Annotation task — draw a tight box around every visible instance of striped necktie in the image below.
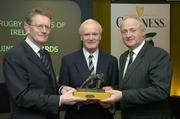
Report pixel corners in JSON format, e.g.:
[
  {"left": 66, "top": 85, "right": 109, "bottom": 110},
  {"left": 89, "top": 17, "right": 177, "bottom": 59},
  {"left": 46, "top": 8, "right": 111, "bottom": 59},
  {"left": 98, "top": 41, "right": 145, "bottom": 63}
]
[
  {"left": 88, "top": 55, "right": 95, "bottom": 74},
  {"left": 39, "top": 49, "right": 51, "bottom": 74}
]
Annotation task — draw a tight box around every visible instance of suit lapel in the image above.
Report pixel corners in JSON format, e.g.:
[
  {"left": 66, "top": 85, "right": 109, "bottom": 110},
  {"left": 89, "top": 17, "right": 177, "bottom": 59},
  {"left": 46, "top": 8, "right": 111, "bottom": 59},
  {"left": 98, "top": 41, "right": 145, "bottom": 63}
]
[
  {"left": 24, "top": 44, "right": 48, "bottom": 75},
  {"left": 96, "top": 52, "right": 109, "bottom": 74},
  {"left": 122, "top": 43, "right": 148, "bottom": 85},
  {"left": 119, "top": 51, "right": 128, "bottom": 89},
  {"left": 75, "top": 50, "right": 90, "bottom": 83},
  {"left": 22, "top": 41, "right": 57, "bottom": 92},
  {"left": 44, "top": 50, "right": 57, "bottom": 93},
  {"left": 123, "top": 55, "right": 142, "bottom": 81},
  {"left": 96, "top": 52, "right": 103, "bottom": 74}
]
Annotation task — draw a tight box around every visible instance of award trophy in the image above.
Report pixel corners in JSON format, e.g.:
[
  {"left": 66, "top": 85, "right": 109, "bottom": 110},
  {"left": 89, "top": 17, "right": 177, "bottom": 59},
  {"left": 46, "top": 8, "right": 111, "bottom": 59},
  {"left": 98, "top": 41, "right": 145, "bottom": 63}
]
[{"left": 73, "top": 73, "right": 110, "bottom": 100}]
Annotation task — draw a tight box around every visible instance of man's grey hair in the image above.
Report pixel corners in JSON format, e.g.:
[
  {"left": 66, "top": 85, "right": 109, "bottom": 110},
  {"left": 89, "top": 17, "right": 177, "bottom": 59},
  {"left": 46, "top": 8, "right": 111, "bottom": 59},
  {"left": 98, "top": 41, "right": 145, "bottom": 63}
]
[
  {"left": 79, "top": 19, "right": 103, "bottom": 35},
  {"left": 119, "top": 16, "right": 146, "bottom": 32}
]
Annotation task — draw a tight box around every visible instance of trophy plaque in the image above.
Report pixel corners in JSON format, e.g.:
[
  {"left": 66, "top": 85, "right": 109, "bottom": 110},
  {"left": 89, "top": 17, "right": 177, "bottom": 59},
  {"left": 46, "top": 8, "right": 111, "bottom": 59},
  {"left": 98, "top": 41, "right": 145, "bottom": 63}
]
[{"left": 73, "top": 73, "right": 110, "bottom": 100}]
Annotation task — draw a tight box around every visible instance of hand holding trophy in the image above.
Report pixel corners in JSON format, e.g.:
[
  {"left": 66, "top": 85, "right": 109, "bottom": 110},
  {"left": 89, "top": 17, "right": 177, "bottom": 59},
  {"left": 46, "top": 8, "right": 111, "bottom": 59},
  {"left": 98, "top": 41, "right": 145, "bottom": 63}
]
[{"left": 73, "top": 73, "right": 111, "bottom": 100}]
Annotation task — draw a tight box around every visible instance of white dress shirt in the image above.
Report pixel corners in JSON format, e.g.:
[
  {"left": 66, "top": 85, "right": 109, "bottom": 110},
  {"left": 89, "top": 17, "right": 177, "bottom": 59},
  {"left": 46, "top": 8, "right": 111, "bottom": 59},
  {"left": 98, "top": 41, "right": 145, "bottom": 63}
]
[{"left": 123, "top": 41, "right": 145, "bottom": 77}]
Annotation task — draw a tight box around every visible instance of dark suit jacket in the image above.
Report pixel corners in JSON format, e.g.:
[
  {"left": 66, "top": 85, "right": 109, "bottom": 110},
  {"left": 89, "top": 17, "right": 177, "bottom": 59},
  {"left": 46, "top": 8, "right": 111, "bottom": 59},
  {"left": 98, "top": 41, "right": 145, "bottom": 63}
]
[
  {"left": 59, "top": 49, "right": 118, "bottom": 119},
  {"left": 119, "top": 42, "right": 173, "bottom": 119},
  {"left": 3, "top": 40, "right": 59, "bottom": 119}
]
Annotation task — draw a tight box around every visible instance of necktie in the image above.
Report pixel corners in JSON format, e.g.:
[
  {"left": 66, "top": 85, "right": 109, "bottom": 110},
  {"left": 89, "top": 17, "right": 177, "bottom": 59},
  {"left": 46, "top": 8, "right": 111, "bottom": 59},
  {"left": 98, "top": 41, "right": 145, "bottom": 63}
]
[
  {"left": 127, "top": 50, "right": 134, "bottom": 67},
  {"left": 39, "top": 49, "right": 51, "bottom": 74},
  {"left": 88, "top": 55, "right": 95, "bottom": 74}
]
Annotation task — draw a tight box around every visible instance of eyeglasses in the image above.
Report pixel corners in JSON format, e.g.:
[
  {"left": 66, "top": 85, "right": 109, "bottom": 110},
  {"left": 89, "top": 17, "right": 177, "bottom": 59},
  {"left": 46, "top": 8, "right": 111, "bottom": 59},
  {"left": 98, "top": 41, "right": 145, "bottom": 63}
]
[{"left": 29, "top": 24, "right": 51, "bottom": 30}]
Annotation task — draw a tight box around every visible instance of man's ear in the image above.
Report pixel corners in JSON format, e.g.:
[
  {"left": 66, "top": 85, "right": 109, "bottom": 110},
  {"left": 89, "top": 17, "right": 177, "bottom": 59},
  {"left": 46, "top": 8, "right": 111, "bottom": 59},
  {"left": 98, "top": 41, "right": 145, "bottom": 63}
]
[
  {"left": 24, "top": 23, "right": 30, "bottom": 34},
  {"left": 99, "top": 35, "right": 102, "bottom": 40},
  {"left": 80, "top": 35, "right": 83, "bottom": 41}
]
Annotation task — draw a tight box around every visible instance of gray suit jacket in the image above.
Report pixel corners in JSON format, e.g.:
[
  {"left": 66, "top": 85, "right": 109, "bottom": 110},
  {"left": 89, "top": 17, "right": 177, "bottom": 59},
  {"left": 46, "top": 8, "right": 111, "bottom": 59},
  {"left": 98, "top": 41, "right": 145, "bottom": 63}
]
[
  {"left": 119, "top": 42, "right": 173, "bottom": 119},
  {"left": 3, "top": 40, "right": 59, "bottom": 119}
]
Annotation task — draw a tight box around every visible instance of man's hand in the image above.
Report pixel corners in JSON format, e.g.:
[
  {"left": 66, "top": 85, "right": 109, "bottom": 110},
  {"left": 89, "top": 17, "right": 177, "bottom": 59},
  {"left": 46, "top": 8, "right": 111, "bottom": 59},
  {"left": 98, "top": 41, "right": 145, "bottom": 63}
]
[
  {"left": 100, "top": 89, "right": 122, "bottom": 105},
  {"left": 102, "top": 86, "right": 113, "bottom": 91},
  {"left": 60, "top": 86, "right": 74, "bottom": 94},
  {"left": 60, "top": 89, "right": 85, "bottom": 105}
]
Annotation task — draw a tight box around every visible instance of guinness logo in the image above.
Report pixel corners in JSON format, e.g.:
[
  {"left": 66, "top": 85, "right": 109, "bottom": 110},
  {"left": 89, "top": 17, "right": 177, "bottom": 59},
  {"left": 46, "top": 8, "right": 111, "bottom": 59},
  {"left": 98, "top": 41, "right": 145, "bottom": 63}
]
[{"left": 136, "top": 6, "right": 144, "bottom": 17}]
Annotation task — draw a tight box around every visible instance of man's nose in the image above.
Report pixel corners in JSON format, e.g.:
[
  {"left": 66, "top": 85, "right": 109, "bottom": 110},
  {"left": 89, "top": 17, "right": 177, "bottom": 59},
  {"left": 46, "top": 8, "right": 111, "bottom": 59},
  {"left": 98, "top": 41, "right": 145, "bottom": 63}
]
[{"left": 89, "top": 34, "right": 94, "bottom": 39}]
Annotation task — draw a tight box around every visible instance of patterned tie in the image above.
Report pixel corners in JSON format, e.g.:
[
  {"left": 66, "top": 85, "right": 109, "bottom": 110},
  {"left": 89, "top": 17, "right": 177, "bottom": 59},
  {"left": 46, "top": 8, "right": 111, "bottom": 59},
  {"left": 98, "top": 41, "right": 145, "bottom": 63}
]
[
  {"left": 39, "top": 49, "right": 51, "bottom": 74},
  {"left": 127, "top": 50, "right": 134, "bottom": 67},
  {"left": 88, "top": 55, "right": 95, "bottom": 74}
]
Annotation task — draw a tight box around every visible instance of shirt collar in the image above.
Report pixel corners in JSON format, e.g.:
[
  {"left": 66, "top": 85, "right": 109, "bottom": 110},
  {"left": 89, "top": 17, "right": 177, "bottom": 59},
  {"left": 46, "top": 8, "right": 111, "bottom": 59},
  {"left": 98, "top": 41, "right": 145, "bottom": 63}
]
[
  {"left": 25, "top": 37, "right": 41, "bottom": 54},
  {"left": 83, "top": 47, "right": 99, "bottom": 60},
  {"left": 131, "top": 40, "right": 145, "bottom": 55}
]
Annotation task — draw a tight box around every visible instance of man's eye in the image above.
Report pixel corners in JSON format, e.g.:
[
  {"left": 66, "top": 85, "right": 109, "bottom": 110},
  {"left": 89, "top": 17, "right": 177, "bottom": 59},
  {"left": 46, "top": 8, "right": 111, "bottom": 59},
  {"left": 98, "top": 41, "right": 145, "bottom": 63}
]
[
  {"left": 121, "top": 30, "right": 127, "bottom": 34},
  {"left": 84, "top": 34, "right": 90, "bottom": 36},
  {"left": 130, "top": 29, "right": 136, "bottom": 32}
]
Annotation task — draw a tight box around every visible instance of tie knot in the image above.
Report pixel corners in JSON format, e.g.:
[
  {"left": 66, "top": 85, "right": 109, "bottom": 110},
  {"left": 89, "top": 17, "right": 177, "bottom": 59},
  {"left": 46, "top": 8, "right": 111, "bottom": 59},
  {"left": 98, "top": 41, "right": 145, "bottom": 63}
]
[
  {"left": 39, "top": 49, "right": 46, "bottom": 57},
  {"left": 39, "top": 49, "right": 44, "bottom": 54},
  {"left": 89, "top": 55, "right": 93, "bottom": 59},
  {"left": 129, "top": 50, "right": 134, "bottom": 57}
]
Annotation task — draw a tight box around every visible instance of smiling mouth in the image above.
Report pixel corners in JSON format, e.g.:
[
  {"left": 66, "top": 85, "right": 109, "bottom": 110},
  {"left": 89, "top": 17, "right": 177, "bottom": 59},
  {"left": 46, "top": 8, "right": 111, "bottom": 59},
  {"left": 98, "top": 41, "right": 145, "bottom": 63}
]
[
  {"left": 39, "top": 34, "right": 48, "bottom": 37},
  {"left": 88, "top": 42, "right": 95, "bottom": 44},
  {"left": 127, "top": 38, "right": 133, "bottom": 41}
]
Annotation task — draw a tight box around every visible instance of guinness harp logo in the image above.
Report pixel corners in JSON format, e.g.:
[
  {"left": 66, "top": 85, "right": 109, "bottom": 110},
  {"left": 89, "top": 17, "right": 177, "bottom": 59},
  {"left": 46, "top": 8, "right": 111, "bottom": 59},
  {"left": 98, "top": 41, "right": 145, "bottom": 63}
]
[{"left": 136, "top": 6, "right": 144, "bottom": 17}]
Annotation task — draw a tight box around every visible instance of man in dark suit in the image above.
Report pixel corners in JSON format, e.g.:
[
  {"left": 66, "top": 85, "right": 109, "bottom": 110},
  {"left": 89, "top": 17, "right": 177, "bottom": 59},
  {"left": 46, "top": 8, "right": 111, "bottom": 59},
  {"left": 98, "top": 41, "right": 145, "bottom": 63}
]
[
  {"left": 58, "top": 19, "right": 118, "bottom": 119},
  {"left": 3, "top": 8, "right": 84, "bottom": 119},
  {"left": 101, "top": 17, "right": 173, "bottom": 119}
]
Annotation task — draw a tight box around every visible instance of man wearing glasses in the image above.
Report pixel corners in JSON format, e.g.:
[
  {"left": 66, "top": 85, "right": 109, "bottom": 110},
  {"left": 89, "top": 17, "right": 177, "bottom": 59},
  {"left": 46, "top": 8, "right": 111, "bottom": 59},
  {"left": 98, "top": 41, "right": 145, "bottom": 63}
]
[{"left": 3, "top": 8, "right": 84, "bottom": 119}]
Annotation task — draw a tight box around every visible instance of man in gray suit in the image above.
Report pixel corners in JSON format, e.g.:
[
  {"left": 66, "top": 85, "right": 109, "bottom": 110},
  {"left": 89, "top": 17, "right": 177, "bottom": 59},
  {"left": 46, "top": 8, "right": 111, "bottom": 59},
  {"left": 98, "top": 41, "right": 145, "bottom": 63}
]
[
  {"left": 101, "top": 17, "right": 173, "bottom": 119},
  {"left": 3, "top": 8, "right": 84, "bottom": 119}
]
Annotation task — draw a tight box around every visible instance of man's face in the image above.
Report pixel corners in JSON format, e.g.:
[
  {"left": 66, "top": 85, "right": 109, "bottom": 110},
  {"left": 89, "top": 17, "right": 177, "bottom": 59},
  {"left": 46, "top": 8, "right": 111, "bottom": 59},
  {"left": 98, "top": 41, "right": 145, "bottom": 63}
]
[
  {"left": 120, "top": 18, "right": 144, "bottom": 49},
  {"left": 24, "top": 14, "right": 51, "bottom": 47},
  {"left": 80, "top": 22, "right": 101, "bottom": 53}
]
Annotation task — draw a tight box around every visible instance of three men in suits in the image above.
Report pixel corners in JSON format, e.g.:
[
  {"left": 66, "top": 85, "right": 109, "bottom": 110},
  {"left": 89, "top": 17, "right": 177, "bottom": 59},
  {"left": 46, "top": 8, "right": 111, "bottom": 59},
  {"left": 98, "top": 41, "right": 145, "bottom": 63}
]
[
  {"left": 59, "top": 19, "right": 118, "bottom": 119},
  {"left": 3, "top": 8, "right": 84, "bottom": 119},
  {"left": 101, "top": 17, "right": 173, "bottom": 119}
]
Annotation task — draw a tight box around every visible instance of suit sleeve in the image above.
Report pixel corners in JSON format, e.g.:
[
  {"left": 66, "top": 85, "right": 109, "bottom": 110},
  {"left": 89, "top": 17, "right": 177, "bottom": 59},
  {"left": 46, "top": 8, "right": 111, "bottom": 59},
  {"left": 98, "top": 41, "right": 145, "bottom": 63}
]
[
  {"left": 3, "top": 53, "right": 60, "bottom": 114},
  {"left": 58, "top": 57, "right": 70, "bottom": 86}
]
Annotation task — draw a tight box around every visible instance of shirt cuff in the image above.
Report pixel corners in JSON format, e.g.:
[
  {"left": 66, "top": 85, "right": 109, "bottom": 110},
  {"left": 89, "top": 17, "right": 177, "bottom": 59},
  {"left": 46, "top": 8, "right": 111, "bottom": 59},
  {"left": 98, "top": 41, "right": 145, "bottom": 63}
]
[
  {"left": 59, "top": 96, "right": 61, "bottom": 107},
  {"left": 59, "top": 86, "right": 64, "bottom": 95}
]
